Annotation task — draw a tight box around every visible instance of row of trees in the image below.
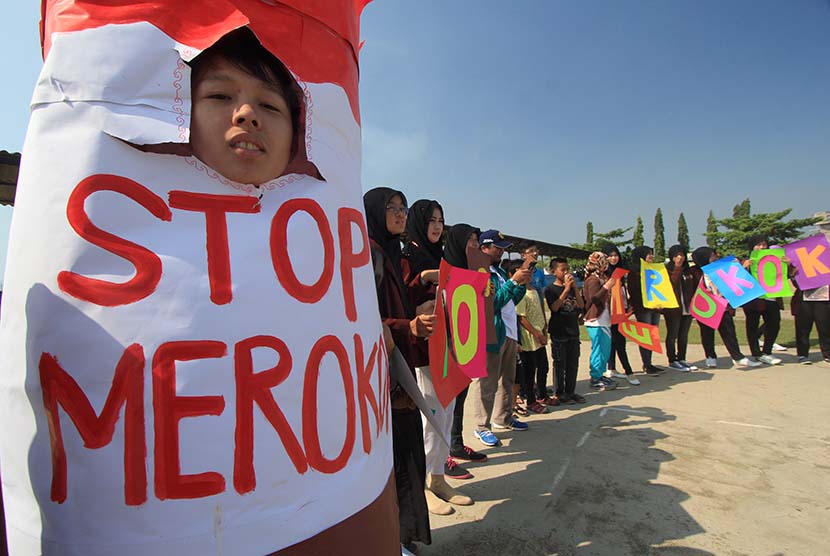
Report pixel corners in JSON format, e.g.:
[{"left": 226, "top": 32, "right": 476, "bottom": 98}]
[{"left": 575, "top": 199, "right": 819, "bottom": 259}]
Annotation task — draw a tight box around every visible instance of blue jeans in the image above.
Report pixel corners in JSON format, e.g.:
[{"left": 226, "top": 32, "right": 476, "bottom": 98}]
[{"left": 587, "top": 326, "right": 612, "bottom": 380}]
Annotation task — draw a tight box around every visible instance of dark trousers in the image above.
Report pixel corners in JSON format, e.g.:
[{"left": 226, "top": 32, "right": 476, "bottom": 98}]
[
  {"left": 699, "top": 311, "right": 745, "bottom": 361},
  {"left": 392, "top": 408, "right": 430, "bottom": 546},
  {"left": 743, "top": 300, "right": 781, "bottom": 357},
  {"left": 634, "top": 309, "right": 660, "bottom": 367},
  {"left": 795, "top": 300, "right": 830, "bottom": 359},
  {"left": 664, "top": 311, "right": 693, "bottom": 363},
  {"left": 551, "top": 337, "right": 580, "bottom": 396},
  {"left": 519, "top": 346, "right": 550, "bottom": 401},
  {"left": 450, "top": 386, "right": 469, "bottom": 453},
  {"left": 608, "top": 324, "right": 633, "bottom": 374}
]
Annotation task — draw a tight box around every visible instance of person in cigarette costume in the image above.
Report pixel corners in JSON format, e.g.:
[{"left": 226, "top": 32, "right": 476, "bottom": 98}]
[{"left": 0, "top": 1, "right": 399, "bottom": 555}]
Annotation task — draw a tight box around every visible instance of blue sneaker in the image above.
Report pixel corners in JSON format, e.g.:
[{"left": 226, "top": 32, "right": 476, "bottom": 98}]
[
  {"left": 474, "top": 428, "right": 499, "bottom": 446},
  {"left": 493, "top": 418, "right": 529, "bottom": 431}
]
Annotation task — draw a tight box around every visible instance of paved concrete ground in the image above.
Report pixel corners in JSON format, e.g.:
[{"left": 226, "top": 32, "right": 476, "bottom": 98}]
[{"left": 421, "top": 342, "right": 830, "bottom": 556}]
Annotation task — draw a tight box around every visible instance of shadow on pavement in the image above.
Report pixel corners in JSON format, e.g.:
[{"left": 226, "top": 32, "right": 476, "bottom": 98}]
[{"left": 423, "top": 407, "right": 714, "bottom": 556}]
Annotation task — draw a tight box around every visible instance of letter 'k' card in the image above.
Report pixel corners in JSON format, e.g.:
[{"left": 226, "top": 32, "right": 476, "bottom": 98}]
[
  {"left": 785, "top": 234, "right": 830, "bottom": 290},
  {"left": 701, "top": 256, "right": 764, "bottom": 308}
]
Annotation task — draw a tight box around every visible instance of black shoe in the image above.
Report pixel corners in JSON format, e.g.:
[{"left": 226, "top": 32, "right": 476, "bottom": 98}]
[
  {"left": 569, "top": 393, "right": 586, "bottom": 404},
  {"left": 445, "top": 457, "right": 473, "bottom": 479},
  {"left": 449, "top": 445, "right": 488, "bottom": 462},
  {"left": 644, "top": 364, "right": 663, "bottom": 375}
]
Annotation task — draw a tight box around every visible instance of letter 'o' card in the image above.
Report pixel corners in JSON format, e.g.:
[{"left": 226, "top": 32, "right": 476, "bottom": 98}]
[
  {"left": 690, "top": 278, "right": 728, "bottom": 329},
  {"left": 429, "top": 260, "right": 490, "bottom": 408},
  {"left": 784, "top": 234, "right": 830, "bottom": 291},
  {"left": 750, "top": 248, "right": 793, "bottom": 299},
  {"left": 610, "top": 268, "right": 629, "bottom": 325},
  {"left": 701, "top": 256, "right": 764, "bottom": 308},
  {"left": 466, "top": 247, "right": 498, "bottom": 344},
  {"left": 618, "top": 318, "right": 663, "bottom": 354}
]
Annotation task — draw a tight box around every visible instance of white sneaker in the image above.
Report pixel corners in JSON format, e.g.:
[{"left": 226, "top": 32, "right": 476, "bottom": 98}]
[
  {"left": 759, "top": 354, "right": 782, "bottom": 365},
  {"left": 705, "top": 358, "right": 718, "bottom": 368},
  {"left": 772, "top": 343, "right": 788, "bottom": 352},
  {"left": 736, "top": 356, "right": 762, "bottom": 368},
  {"left": 679, "top": 360, "right": 699, "bottom": 371},
  {"left": 603, "top": 370, "right": 616, "bottom": 379},
  {"left": 626, "top": 375, "right": 641, "bottom": 385}
]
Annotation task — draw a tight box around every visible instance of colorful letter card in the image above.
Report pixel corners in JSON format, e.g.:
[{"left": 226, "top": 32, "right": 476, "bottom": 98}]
[
  {"left": 618, "top": 318, "right": 663, "bottom": 354},
  {"left": 610, "top": 267, "right": 630, "bottom": 325},
  {"left": 690, "top": 278, "right": 729, "bottom": 329},
  {"left": 429, "top": 259, "right": 490, "bottom": 408},
  {"left": 701, "top": 256, "right": 764, "bottom": 308},
  {"left": 640, "top": 260, "right": 678, "bottom": 309},
  {"left": 784, "top": 234, "right": 830, "bottom": 290},
  {"left": 750, "top": 248, "right": 793, "bottom": 298},
  {"left": 466, "top": 248, "right": 498, "bottom": 344}
]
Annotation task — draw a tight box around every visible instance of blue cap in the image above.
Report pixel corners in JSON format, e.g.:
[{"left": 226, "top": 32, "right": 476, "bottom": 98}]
[{"left": 480, "top": 229, "right": 512, "bottom": 249}]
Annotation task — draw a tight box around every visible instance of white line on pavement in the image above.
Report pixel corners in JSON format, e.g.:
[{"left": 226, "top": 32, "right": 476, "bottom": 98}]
[
  {"left": 576, "top": 431, "right": 591, "bottom": 448},
  {"left": 550, "top": 459, "right": 571, "bottom": 492},
  {"left": 606, "top": 407, "right": 648, "bottom": 415},
  {"left": 716, "top": 420, "right": 779, "bottom": 430}
]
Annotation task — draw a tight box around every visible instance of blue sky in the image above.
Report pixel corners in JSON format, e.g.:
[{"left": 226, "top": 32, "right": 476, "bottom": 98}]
[{"left": 2, "top": 1, "right": 830, "bottom": 282}]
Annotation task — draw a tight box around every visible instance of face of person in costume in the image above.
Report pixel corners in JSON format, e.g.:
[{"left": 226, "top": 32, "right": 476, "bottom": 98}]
[
  {"left": 427, "top": 207, "right": 444, "bottom": 244},
  {"left": 190, "top": 57, "right": 294, "bottom": 185},
  {"left": 608, "top": 251, "right": 620, "bottom": 266},
  {"left": 672, "top": 252, "right": 685, "bottom": 266},
  {"left": 385, "top": 194, "right": 407, "bottom": 235}
]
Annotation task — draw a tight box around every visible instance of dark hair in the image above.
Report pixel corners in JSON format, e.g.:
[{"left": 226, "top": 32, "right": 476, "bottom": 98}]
[
  {"left": 189, "top": 27, "right": 302, "bottom": 142},
  {"left": 549, "top": 257, "right": 568, "bottom": 270}
]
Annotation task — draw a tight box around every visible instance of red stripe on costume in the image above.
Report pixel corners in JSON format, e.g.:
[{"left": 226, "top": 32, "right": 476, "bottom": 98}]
[{"left": 40, "top": 0, "right": 370, "bottom": 123}]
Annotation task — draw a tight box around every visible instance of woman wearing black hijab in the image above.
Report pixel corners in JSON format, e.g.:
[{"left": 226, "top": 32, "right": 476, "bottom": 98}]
[
  {"left": 628, "top": 245, "right": 663, "bottom": 374},
  {"left": 741, "top": 234, "right": 783, "bottom": 365},
  {"left": 402, "top": 202, "right": 475, "bottom": 515},
  {"left": 441, "top": 225, "right": 490, "bottom": 468},
  {"left": 690, "top": 246, "right": 759, "bottom": 369},
  {"left": 600, "top": 244, "right": 639, "bottom": 384},
  {"left": 363, "top": 187, "right": 433, "bottom": 553},
  {"left": 664, "top": 245, "right": 697, "bottom": 371},
  {"left": 402, "top": 199, "right": 445, "bottom": 283}
]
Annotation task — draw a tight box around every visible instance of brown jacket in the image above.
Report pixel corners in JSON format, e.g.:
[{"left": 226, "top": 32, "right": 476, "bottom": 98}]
[{"left": 582, "top": 275, "right": 610, "bottom": 322}]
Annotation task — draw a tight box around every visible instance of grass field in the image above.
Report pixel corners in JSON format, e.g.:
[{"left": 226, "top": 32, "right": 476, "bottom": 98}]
[{"left": 574, "top": 315, "right": 821, "bottom": 349}]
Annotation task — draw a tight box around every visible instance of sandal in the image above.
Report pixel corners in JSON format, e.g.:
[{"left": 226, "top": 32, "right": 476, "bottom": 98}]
[
  {"left": 527, "top": 401, "right": 547, "bottom": 414},
  {"left": 514, "top": 404, "right": 529, "bottom": 416}
]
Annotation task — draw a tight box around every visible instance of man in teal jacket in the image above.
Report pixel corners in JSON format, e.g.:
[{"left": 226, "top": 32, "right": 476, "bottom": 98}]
[{"left": 469, "top": 230, "right": 533, "bottom": 446}]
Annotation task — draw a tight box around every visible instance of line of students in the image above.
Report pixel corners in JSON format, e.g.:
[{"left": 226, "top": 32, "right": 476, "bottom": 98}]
[{"left": 362, "top": 186, "right": 829, "bottom": 555}]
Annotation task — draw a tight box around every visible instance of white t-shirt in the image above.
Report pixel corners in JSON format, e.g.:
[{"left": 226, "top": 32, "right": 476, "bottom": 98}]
[{"left": 491, "top": 266, "right": 519, "bottom": 341}]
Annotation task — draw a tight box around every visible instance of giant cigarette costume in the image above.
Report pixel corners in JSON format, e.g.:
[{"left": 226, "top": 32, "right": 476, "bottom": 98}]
[{"left": 0, "top": 1, "right": 399, "bottom": 554}]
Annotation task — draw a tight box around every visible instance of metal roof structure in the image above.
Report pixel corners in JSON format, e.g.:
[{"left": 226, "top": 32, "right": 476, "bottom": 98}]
[
  {"left": 500, "top": 234, "right": 590, "bottom": 260},
  {"left": 0, "top": 151, "right": 20, "bottom": 206}
]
